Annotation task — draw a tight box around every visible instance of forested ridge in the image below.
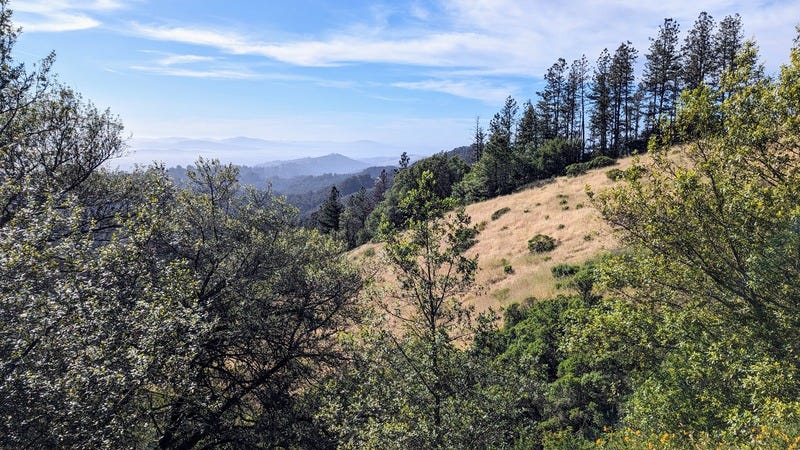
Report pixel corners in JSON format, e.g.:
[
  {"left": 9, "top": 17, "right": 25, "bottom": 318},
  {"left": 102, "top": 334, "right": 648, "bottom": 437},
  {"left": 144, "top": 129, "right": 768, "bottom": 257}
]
[{"left": 3, "top": 0, "right": 800, "bottom": 447}]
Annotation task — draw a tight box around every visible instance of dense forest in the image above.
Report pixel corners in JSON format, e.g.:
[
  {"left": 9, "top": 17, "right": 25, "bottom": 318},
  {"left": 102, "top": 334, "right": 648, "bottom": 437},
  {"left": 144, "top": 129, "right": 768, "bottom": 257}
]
[{"left": 3, "top": 0, "right": 800, "bottom": 447}]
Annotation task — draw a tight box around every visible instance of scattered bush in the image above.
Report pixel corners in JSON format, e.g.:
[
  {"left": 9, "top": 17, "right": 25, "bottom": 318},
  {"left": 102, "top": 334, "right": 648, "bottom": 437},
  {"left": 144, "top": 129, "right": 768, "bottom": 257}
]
[
  {"left": 561, "top": 205, "right": 570, "bottom": 210},
  {"left": 606, "top": 168, "right": 624, "bottom": 180},
  {"left": 528, "top": 234, "right": 557, "bottom": 253},
  {"left": 491, "top": 207, "right": 511, "bottom": 220},
  {"left": 559, "top": 198, "right": 568, "bottom": 205},
  {"left": 557, "top": 224, "right": 565, "bottom": 230},
  {"left": 575, "top": 203, "right": 584, "bottom": 209},
  {"left": 551, "top": 263, "right": 580, "bottom": 278},
  {"left": 566, "top": 155, "right": 618, "bottom": 176}
]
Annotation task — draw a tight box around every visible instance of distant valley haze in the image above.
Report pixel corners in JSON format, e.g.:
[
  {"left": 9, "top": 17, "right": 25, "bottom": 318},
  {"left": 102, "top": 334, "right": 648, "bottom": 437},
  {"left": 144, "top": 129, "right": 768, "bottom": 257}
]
[{"left": 113, "top": 136, "right": 416, "bottom": 170}]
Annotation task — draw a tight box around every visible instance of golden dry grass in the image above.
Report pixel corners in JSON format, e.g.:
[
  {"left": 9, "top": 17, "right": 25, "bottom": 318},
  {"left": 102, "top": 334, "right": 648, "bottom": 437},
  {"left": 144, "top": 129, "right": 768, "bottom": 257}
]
[{"left": 350, "top": 155, "right": 638, "bottom": 314}]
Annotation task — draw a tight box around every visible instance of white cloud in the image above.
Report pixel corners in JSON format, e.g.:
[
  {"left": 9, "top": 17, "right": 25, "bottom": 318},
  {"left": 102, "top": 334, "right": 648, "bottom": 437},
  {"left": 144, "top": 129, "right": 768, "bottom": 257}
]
[
  {"left": 127, "top": 1, "right": 800, "bottom": 98},
  {"left": 14, "top": 0, "right": 127, "bottom": 32},
  {"left": 130, "top": 65, "right": 258, "bottom": 80},
  {"left": 394, "top": 79, "right": 515, "bottom": 104},
  {"left": 157, "top": 54, "right": 216, "bottom": 66}
]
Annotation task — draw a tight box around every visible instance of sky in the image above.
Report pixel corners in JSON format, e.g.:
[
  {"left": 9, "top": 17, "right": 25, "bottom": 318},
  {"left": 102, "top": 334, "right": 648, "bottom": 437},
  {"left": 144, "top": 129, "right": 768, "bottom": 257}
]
[{"left": 11, "top": 0, "right": 800, "bottom": 165}]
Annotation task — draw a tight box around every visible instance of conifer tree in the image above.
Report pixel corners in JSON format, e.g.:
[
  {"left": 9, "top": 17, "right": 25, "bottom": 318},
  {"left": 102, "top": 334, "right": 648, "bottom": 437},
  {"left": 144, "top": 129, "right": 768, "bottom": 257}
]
[
  {"left": 537, "top": 58, "right": 568, "bottom": 139},
  {"left": 317, "top": 185, "right": 343, "bottom": 233},
  {"left": 643, "top": 18, "right": 682, "bottom": 131},
  {"left": 682, "top": 12, "right": 717, "bottom": 90},
  {"left": 609, "top": 42, "right": 638, "bottom": 155},
  {"left": 472, "top": 116, "right": 485, "bottom": 162},
  {"left": 589, "top": 49, "right": 612, "bottom": 155}
]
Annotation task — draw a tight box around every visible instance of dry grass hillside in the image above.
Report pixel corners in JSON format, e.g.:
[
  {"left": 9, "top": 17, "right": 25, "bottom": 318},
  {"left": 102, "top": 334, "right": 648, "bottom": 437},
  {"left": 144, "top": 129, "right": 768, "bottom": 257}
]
[{"left": 352, "top": 156, "right": 637, "bottom": 313}]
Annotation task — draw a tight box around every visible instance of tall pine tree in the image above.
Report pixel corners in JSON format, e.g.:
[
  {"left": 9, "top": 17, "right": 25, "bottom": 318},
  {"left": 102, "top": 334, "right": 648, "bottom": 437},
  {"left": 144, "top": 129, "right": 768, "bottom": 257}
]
[
  {"left": 682, "top": 12, "right": 717, "bottom": 90},
  {"left": 643, "top": 18, "right": 682, "bottom": 132}
]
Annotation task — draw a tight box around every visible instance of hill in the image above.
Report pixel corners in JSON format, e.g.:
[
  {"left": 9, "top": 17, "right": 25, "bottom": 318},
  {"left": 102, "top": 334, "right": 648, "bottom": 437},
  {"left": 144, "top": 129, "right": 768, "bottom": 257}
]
[{"left": 353, "top": 155, "right": 637, "bottom": 312}]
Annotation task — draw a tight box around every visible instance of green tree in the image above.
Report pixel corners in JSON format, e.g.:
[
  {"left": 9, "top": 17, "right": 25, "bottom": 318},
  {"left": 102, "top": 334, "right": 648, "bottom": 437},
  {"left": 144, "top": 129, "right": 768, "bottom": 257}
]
[
  {"left": 472, "top": 115, "right": 485, "bottom": 162},
  {"left": 609, "top": 41, "right": 639, "bottom": 155},
  {"left": 589, "top": 49, "right": 612, "bottom": 155},
  {"left": 682, "top": 12, "right": 717, "bottom": 90},
  {"left": 340, "top": 186, "right": 373, "bottom": 248},
  {"left": 317, "top": 185, "right": 344, "bottom": 233},
  {"left": 591, "top": 35, "right": 800, "bottom": 434},
  {"left": 642, "top": 18, "right": 682, "bottom": 132},
  {"left": 152, "top": 159, "right": 363, "bottom": 449}
]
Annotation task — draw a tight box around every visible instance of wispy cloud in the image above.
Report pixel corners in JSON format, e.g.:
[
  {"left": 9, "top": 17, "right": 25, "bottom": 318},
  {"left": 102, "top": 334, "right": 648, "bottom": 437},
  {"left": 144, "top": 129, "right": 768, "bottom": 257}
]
[
  {"left": 14, "top": 0, "right": 127, "bottom": 32},
  {"left": 130, "top": 23, "right": 507, "bottom": 68},
  {"left": 394, "top": 79, "right": 515, "bottom": 104},
  {"left": 130, "top": 65, "right": 258, "bottom": 80}
]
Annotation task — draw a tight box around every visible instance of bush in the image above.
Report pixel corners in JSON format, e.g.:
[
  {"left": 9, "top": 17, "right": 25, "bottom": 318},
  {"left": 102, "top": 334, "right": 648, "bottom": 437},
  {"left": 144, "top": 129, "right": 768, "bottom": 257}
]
[
  {"left": 551, "top": 263, "right": 580, "bottom": 278},
  {"left": 528, "top": 234, "right": 557, "bottom": 253},
  {"left": 588, "top": 155, "right": 616, "bottom": 169},
  {"left": 565, "top": 163, "right": 587, "bottom": 177},
  {"left": 606, "top": 168, "right": 624, "bottom": 180},
  {"left": 491, "top": 207, "right": 511, "bottom": 221},
  {"left": 566, "top": 156, "right": 617, "bottom": 177}
]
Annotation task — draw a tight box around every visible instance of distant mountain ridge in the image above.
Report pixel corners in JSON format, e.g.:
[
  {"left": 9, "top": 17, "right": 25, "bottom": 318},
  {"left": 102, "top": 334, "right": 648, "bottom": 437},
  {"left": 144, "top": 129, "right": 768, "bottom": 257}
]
[
  {"left": 257, "top": 153, "right": 370, "bottom": 177},
  {"left": 118, "top": 136, "right": 409, "bottom": 169}
]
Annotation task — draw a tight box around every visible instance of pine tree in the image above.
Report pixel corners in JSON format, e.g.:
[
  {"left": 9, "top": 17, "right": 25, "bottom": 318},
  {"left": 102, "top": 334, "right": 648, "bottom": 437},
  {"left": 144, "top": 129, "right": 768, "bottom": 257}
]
[
  {"left": 537, "top": 58, "right": 568, "bottom": 139},
  {"left": 484, "top": 96, "right": 518, "bottom": 196},
  {"left": 714, "top": 14, "right": 744, "bottom": 99},
  {"left": 373, "top": 169, "right": 389, "bottom": 204},
  {"left": 589, "top": 49, "right": 612, "bottom": 155},
  {"left": 516, "top": 100, "right": 538, "bottom": 150},
  {"left": 609, "top": 42, "right": 638, "bottom": 156},
  {"left": 643, "top": 18, "right": 682, "bottom": 132},
  {"left": 472, "top": 116, "right": 485, "bottom": 163},
  {"left": 682, "top": 12, "right": 717, "bottom": 90},
  {"left": 317, "top": 186, "right": 343, "bottom": 233}
]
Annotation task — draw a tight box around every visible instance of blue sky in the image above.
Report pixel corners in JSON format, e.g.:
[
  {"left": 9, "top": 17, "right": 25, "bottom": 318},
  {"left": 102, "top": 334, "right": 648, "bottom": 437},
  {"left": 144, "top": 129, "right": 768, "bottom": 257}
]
[{"left": 11, "top": 0, "right": 800, "bottom": 164}]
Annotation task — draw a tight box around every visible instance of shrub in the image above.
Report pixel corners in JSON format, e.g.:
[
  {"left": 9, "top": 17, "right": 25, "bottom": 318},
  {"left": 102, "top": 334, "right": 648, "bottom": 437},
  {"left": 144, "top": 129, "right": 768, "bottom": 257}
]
[
  {"left": 363, "top": 247, "right": 376, "bottom": 257},
  {"left": 559, "top": 198, "right": 568, "bottom": 205},
  {"left": 566, "top": 156, "right": 617, "bottom": 177},
  {"left": 588, "top": 155, "right": 616, "bottom": 169},
  {"left": 565, "top": 163, "right": 587, "bottom": 177},
  {"left": 557, "top": 224, "right": 565, "bottom": 230},
  {"left": 491, "top": 207, "right": 511, "bottom": 221},
  {"left": 551, "top": 263, "right": 580, "bottom": 278},
  {"left": 528, "top": 234, "right": 557, "bottom": 253},
  {"left": 606, "top": 168, "right": 624, "bottom": 180},
  {"left": 504, "top": 264, "right": 514, "bottom": 274}
]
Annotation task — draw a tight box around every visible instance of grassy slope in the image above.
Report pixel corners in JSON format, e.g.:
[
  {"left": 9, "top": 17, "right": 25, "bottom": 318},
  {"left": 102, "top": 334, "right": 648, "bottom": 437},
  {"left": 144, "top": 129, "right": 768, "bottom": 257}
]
[{"left": 352, "top": 156, "right": 636, "bottom": 313}]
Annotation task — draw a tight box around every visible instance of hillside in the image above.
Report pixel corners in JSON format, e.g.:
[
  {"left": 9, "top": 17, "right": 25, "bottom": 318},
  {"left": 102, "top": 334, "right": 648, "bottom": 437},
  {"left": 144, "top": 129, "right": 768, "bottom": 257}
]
[{"left": 354, "top": 155, "right": 636, "bottom": 312}]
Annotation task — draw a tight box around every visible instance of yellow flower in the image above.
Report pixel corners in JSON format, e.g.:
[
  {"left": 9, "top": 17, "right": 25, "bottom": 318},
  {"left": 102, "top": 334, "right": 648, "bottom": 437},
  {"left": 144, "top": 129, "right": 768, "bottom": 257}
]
[{"left": 660, "top": 433, "right": 670, "bottom": 444}]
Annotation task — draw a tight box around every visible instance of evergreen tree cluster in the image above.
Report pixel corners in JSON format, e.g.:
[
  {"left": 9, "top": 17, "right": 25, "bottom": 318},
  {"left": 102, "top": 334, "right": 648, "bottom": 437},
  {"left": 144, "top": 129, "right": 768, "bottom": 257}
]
[{"left": 457, "top": 11, "right": 744, "bottom": 202}]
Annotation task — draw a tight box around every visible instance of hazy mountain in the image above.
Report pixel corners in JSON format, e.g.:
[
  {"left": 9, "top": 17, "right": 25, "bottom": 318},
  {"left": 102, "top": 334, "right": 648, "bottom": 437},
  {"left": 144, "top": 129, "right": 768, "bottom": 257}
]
[
  {"left": 112, "top": 136, "right": 409, "bottom": 169},
  {"left": 257, "top": 153, "right": 370, "bottom": 177}
]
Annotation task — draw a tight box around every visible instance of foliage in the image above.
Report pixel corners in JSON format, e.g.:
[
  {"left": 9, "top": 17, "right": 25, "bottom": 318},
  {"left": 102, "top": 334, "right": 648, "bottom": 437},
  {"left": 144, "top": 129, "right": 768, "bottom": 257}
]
[
  {"left": 492, "top": 206, "right": 512, "bottom": 220},
  {"left": 590, "top": 30, "right": 800, "bottom": 440},
  {"left": 367, "top": 152, "right": 469, "bottom": 236},
  {"left": 551, "top": 263, "right": 580, "bottom": 278},
  {"left": 565, "top": 155, "right": 617, "bottom": 176},
  {"left": 528, "top": 234, "right": 558, "bottom": 253}
]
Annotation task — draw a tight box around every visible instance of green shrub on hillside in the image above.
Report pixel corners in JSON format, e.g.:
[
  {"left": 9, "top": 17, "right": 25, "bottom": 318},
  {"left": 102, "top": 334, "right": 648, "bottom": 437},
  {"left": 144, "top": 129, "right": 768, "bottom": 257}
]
[{"left": 528, "top": 234, "right": 557, "bottom": 253}]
